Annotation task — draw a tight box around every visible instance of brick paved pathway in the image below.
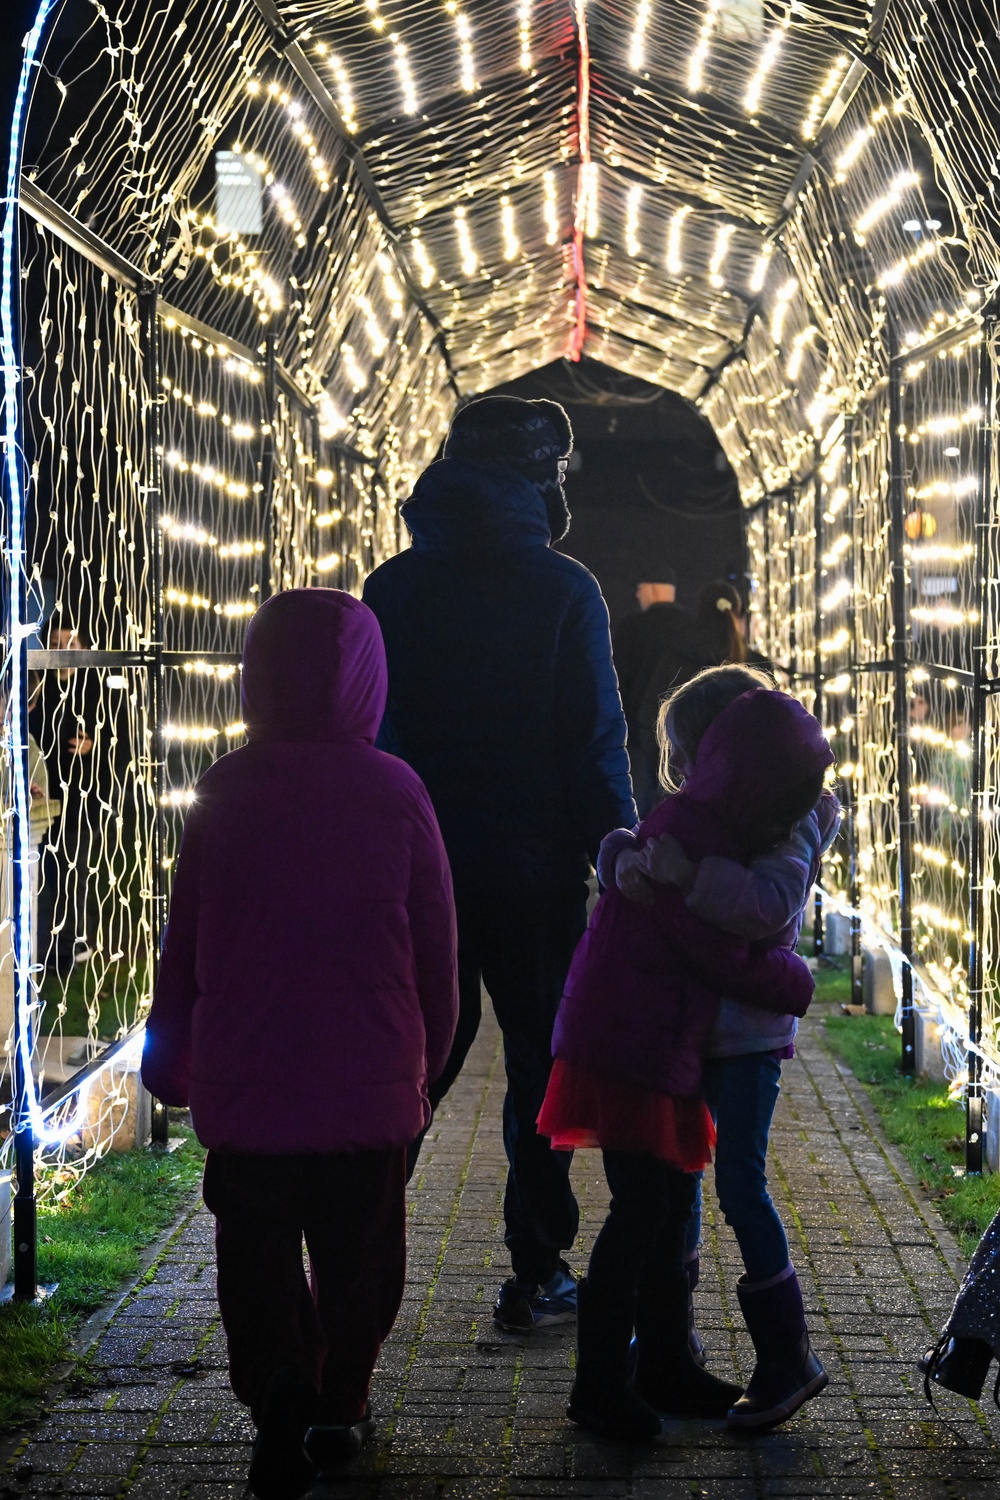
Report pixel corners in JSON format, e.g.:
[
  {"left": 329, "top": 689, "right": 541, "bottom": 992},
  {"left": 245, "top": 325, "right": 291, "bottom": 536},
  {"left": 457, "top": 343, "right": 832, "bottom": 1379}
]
[{"left": 5, "top": 1001, "right": 1000, "bottom": 1500}]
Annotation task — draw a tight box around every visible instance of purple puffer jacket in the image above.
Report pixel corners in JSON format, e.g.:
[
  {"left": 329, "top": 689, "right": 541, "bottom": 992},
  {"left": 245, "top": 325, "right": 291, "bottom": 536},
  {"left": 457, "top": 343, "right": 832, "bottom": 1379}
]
[
  {"left": 141, "top": 589, "right": 459, "bottom": 1154},
  {"left": 552, "top": 690, "right": 833, "bottom": 1097}
]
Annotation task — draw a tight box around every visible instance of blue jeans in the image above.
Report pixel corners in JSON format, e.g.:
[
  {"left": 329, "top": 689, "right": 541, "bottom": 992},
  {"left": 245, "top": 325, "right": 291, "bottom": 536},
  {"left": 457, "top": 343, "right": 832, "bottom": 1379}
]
[{"left": 698, "top": 1051, "right": 790, "bottom": 1283}]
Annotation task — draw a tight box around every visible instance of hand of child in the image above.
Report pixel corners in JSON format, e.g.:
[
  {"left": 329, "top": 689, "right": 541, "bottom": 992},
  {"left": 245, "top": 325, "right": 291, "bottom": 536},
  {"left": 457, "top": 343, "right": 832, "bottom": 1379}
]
[
  {"left": 638, "top": 832, "right": 696, "bottom": 892},
  {"left": 615, "top": 848, "right": 654, "bottom": 905}
]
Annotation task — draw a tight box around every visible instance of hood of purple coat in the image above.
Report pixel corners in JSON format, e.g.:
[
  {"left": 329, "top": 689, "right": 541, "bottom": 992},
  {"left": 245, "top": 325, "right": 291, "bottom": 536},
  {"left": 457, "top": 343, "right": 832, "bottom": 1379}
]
[
  {"left": 682, "top": 688, "right": 834, "bottom": 848},
  {"left": 241, "top": 588, "right": 387, "bottom": 744}
]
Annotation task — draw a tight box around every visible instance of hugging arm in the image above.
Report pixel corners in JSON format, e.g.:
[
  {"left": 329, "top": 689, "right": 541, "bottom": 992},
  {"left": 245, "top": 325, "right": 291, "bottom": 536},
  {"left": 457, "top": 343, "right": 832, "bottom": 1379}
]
[{"left": 648, "top": 885, "right": 814, "bottom": 1018}]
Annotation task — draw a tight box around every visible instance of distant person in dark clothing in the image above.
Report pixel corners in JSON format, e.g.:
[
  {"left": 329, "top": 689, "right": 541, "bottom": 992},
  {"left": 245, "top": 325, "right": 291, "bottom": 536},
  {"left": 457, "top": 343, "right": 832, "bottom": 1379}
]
[
  {"left": 697, "top": 580, "right": 772, "bottom": 675},
  {"left": 613, "top": 572, "right": 713, "bottom": 817},
  {"left": 362, "top": 395, "right": 635, "bottom": 1335}
]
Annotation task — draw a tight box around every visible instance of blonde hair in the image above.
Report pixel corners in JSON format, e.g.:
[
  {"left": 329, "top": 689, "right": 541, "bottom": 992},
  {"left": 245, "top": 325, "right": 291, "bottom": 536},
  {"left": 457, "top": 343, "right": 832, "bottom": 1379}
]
[{"left": 656, "top": 663, "right": 775, "bottom": 792}]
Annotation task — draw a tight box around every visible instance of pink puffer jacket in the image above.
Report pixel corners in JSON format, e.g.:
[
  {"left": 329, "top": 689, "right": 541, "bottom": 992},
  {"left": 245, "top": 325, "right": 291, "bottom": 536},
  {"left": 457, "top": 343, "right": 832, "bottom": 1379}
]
[{"left": 141, "top": 589, "right": 459, "bottom": 1154}]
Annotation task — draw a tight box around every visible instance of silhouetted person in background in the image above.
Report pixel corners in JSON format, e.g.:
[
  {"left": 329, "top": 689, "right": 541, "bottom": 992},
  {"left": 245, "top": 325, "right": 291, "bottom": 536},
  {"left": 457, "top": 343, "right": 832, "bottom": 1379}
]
[
  {"left": 697, "top": 580, "right": 772, "bottom": 675},
  {"left": 613, "top": 571, "right": 713, "bottom": 817}
]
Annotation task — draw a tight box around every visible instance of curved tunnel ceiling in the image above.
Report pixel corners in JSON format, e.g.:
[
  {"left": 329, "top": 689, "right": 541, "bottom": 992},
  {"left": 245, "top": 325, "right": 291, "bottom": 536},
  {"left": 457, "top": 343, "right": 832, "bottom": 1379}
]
[{"left": 12, "top": 0, "right": 1000, "bottom": 502}]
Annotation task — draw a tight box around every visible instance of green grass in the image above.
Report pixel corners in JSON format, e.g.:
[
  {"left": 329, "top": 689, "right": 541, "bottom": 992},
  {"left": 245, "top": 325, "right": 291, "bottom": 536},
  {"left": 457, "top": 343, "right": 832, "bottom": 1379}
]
[
  {"left": 0, "top": 1132, "right": 204, "bottom": 1434},
  {"left": 815, "top": 961, "right": 1000, "bottom": 1256}
]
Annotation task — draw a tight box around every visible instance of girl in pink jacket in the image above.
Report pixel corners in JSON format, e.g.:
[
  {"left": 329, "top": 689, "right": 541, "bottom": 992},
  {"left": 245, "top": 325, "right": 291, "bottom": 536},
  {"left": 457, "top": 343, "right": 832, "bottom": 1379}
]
[
  {"left": 142, "top": 590, "right": 458, "bottom": 1500},
  {"left": 538, "top": 670, "right": 831, "bottom": 1442}
]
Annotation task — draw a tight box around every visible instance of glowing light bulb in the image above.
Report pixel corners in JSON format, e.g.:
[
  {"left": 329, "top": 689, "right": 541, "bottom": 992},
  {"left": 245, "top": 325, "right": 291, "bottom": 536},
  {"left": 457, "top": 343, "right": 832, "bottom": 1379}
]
[{"left": 800, "top": 55, "right": 848, "bottom": 139}]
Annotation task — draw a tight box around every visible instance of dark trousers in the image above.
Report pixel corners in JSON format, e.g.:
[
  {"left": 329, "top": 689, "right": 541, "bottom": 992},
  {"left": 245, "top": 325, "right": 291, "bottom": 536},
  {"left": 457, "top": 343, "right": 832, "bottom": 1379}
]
[
  {"left": 417, "top": 889, "right": 587, "bottom": 1285},
  {"left": 203, "top": 1148, "right": 406, "bottom": 1425},
  {"left": 588, "top": 1150, "right": 698, "bottom": 1303}
]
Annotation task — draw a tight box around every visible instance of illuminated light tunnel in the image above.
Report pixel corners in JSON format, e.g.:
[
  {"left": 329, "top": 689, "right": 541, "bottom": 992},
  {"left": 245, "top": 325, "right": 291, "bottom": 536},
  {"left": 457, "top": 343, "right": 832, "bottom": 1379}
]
[{"left": 2, "top": 0, "right": 1000, "bottom": 1287}]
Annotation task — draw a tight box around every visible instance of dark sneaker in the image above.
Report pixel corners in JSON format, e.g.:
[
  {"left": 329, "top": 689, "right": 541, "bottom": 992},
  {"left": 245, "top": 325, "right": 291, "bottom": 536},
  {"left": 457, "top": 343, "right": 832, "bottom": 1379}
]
[
  {"left": 494, "top": 1264, "right": 578, "bottom": 1332},
  {"left": 493, "top": 1276, "right": 538, "bottom": 1332},
  {"left": 532, "top": 1263, "right": 579, "bottom": 1326}
]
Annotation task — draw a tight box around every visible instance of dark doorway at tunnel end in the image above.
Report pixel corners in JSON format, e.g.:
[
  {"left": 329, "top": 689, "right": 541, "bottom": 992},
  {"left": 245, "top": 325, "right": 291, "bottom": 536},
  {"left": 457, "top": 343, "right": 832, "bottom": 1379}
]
[{"left": 489, "top": 358, "right": 745, "bottom": 628}]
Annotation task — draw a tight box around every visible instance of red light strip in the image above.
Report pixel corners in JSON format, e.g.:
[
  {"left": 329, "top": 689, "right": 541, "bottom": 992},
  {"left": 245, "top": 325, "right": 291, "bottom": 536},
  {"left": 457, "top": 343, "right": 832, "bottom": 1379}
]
[{"left": 568, "top": 0, "right": 590, "bottom": 361}]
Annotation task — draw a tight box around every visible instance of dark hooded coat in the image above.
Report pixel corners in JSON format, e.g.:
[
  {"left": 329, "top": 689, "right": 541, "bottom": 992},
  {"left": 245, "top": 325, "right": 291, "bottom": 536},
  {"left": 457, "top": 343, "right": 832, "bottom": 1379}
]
[
  {"left": 552, "top": 689, "right": 833, "bottom": 1097},
  {"left": 361, "top": 458, "right": 636, "bottom": 896},
  {"left": 141, "top": 589, "right": 459, "bottom": 1153}
]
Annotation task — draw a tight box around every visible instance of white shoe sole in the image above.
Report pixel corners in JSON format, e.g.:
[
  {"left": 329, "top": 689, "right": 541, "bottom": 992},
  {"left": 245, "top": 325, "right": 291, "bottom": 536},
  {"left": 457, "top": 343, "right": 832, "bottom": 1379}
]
[{"left": 726, "top": 1368, "right": 829, "bottom": 1429}]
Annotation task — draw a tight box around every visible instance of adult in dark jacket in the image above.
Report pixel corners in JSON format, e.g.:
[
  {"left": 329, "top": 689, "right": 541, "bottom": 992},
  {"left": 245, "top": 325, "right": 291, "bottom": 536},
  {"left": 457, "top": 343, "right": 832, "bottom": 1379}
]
[
  {"left": 363, "top": 395, "right": 635, "bottom": 1333},
  {"left": 613, "top": 573, "right": 715, "bottom": 817}
]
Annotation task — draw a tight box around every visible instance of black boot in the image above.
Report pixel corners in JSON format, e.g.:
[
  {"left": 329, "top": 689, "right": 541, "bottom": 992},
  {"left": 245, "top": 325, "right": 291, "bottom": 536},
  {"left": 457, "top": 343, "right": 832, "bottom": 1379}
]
[
  {"left": 567, "top": 1278, "right": 663, "bottom": 1441},
  {"left": 632, "top": 1267, "right": 743, "bottom": 1418},
  {"left": 728, "top": 1266, "right": 828, "bottom": 1429},
  {"left": 919, "top": 1335, "right": 994, "bottom": 1400},
  {"left": 247, "top": 1367, "right": 320, "bottom": 1500},
  {"left": 301, "top": 1410, "right": 377, "bottom": 1496}
]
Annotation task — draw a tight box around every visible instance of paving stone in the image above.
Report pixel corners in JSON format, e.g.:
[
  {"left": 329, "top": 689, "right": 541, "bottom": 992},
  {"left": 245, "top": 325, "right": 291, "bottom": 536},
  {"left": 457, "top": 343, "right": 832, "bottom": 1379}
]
[{"left": 5, "top": 1006, "right": 1000, "bottom": 1500}]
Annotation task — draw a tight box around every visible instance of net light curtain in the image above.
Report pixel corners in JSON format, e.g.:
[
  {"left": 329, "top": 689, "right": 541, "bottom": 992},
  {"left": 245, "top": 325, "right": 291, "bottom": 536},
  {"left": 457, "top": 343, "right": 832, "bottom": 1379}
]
[{"left": 3, "top": 0, "right": 1000, "bottom": 1178}]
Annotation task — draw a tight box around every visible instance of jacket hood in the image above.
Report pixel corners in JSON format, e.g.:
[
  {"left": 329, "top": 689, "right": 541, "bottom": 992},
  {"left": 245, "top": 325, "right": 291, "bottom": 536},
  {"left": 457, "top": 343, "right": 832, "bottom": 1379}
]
[
  {"left": 401, "top": 456, "right": 552, "bottom": 554},
  {"left": 683, "top": 689, "right": 834, "bottom": 847},
  {"left": 241, "top": 588, "right": 386, "bottom": 744}
]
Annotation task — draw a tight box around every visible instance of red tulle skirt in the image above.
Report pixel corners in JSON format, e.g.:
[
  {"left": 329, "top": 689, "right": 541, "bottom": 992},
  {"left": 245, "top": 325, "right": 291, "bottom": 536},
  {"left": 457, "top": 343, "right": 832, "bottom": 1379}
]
[{"left": 537, "top": 1058, "right": 715, "bottom": 1172}]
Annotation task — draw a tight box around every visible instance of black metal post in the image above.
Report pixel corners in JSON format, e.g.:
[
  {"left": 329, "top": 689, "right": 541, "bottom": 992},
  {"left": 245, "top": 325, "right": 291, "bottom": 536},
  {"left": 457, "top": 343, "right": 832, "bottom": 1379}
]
[
  {"left": 965, "top": 316, "right": 996, "bottom": 1174},
  {"left": 787, "top": 487, "right": 798, "bottom": 683},
  {"left": 888, "top": 320, "right": 916, "bottom": 1074},
  {"left": 840, "top": 412, "right": 864, "bottom": 1005},
  {"left": 812, "top": 458, "right": 824, "bottom": 956},
  {"left": 258, "top": 330, "right": 278, "bottom": 601},
  {"left": 139, "top": 285, "right": 169, "bottom": 1148}
]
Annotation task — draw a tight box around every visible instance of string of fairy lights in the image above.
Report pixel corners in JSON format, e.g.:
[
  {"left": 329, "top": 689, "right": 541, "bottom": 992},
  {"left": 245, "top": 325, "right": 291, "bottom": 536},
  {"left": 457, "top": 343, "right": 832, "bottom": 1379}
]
[{"left": 4, "top": 0, "right": 1000, "bottom": 1185}]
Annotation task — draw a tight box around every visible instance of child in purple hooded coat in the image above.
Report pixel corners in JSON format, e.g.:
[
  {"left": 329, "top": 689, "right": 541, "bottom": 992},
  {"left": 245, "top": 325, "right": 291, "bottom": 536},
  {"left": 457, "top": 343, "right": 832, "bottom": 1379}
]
[
  {"left": 539, "top": 673, "right": 831, "bottom": 1442},
  {"left": 142, "top": 590, "right": 459, "bottom": 1500}
]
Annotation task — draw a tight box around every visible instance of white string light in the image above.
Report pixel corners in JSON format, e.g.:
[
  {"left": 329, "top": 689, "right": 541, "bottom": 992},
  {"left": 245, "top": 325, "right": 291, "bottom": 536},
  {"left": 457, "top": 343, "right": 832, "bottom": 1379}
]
[
  {"left": 800, "top": 55, "right": 849, "bottom": 139},
  {"left": 391, "top": 35, "right": 419, "bottom": 115},
  {"left": 500, "top": 196, "right": 520, "bottom": 261},
  {"left": 749, "top": 242, "right": 772, "bottom": 293},
  {"left": 625, "top": 184, "right": 643, "bottom": 258},
  {"left": 688, "top": 0, "right": 723, "bottom": 93},
  {"left": 315, "top": 46, "right": 358, "bottom": 133},
  {"left": 409, "top": 229, "right": 437, "bottom": 289},
  {"left": 542, "top": 171, "right": 559, "bottom": 247},
  {"left": 744, "top": 15, "right": 790, "bottom": 116},
  {"left": 708, "top": 223, "right": 734, "bottom": 288},
  {"left": 770, "top": 277, "right": 798, "bottom": 343},
  {"left": 455, "top": 204, "right": 479, "bottom": 276},
  {"left": 518, "top": 0, "right": 532, "bottom": 70},
  {"left": 665, "top": 204, "right": 691, "bottom": 276},
  {"left": 855, "top": 170, "right": 920, "bottom": 236},
  {"left": 630, "top": 0, "right": 652, "bottom": 69}
]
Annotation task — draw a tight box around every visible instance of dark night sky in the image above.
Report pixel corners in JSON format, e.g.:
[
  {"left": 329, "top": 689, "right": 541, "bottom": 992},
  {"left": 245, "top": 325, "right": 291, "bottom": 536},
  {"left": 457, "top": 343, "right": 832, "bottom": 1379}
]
[{"left": 1, "top": 0, "right": 42, "bottom": 187}]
